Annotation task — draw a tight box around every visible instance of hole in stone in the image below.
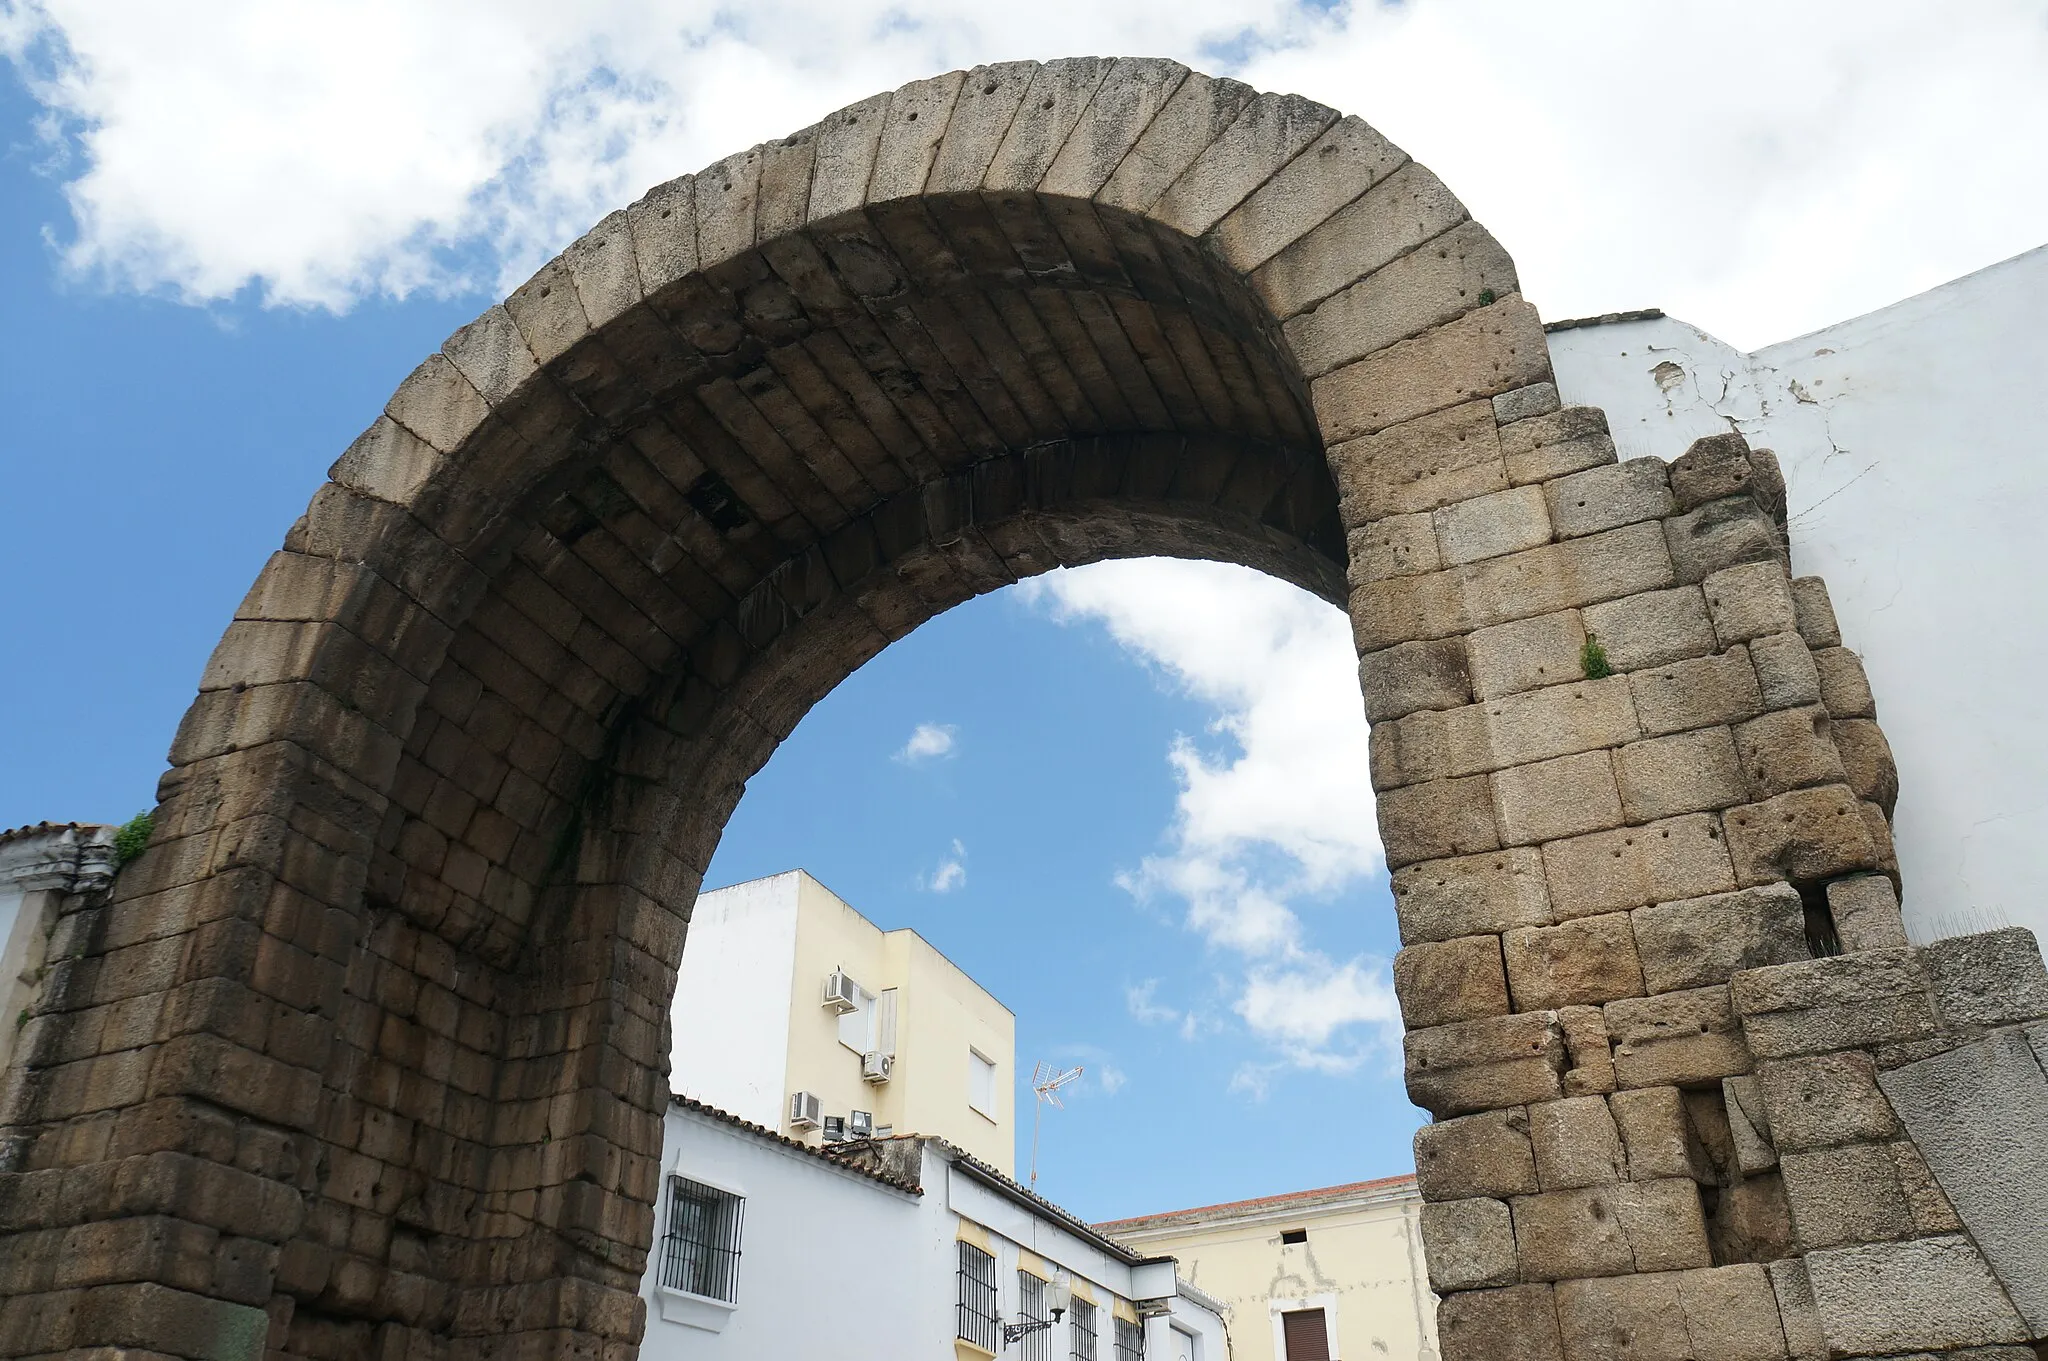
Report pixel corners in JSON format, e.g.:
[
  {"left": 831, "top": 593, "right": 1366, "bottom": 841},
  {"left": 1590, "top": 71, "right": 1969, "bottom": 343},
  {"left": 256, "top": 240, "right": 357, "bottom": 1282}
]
[{"left": 1796, "top": 880, "right": 1842, "bottom": 958}]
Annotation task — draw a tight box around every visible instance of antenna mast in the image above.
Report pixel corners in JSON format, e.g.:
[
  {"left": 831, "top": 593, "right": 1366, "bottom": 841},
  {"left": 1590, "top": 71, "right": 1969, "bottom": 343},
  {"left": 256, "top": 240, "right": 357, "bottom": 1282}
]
[{"left": 1028, "top": 1061, "right": 1084, "bottom": 1189}]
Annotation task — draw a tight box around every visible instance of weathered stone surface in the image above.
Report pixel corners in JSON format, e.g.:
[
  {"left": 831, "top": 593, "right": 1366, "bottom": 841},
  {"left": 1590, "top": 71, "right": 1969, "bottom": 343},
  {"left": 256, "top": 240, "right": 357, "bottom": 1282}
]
[
  {"left": 1803, "top": 1236, "right": 2029, "bottom": 1355},
  {"left": 1500, "top": 407, "right": 1618, "bottom": 485},
  {"left": 1766, "top": 1259, "right": 1826, "bottom": 1361},
  {"left": 1675, "top": 1264, "right": 1790, "bottom": 1361},
  {"left": 1285, "top": 219, "right": 1517, "bottom": 377},
  {"left": 1421, "top": 1197, "right": 1519, "bottom": 1291},
  {"left": 1546, "top": 459, "right": 1674, "bottom": 540},
  {"left": 1887, "top": 1139, "right": 1963, "bottom": 1235},
  {"left": 1379, "top": 774, "right": 1501, "bottom": 869},
  {"left": 1632, "top": 884, "right": 1807, "bottom": 994},
  {"left": 1787, "top": 577, "right": 1841, "bottom": 650},
  {"left": 1746, "top": 631, "right": 1821, "bottom": 711},
  {"left": 1582, "top": 586, "right": 1716, "bottom": 673},
  {"left": 1376, "top": 676, "right": 1640, "bottom": 789},
  {"left": 1359, "top": 636, "right": 1472, "bottom": 722},
  {"left": 1312, "top": 297, "right": 1551, "bottom": 443},
  {"left": 1823, "top": 874, "right": 1908, "bottom": 951},
  {"left": 1831, "top": 718, "right": 1898, "bottom": 817},
  {"left": 1614, "top": 726, "right": 1747, "bottom": 822},
  {"left": 1250, "top": 158, "right": 1467, "bottom": 319},
  {"left": 1415, "top": 1106, "right": 1540, "bottom": 1201},
  {"left": 1210, "top": 113, "right": 1405, "bottom": 272},
  {"left": 1495, "top": 382, "right": 1561, "bottom": 425},
  {"left": 1511, "top": 1185, "right": 1633, "bottom": 1281},
  {"left": 1610, "top": 1086, "right": 1711, "bottom": 1183},
  {"left": 1618, "top": 1179, "right": 1711, "bottom": 1272},
  {"left": 1918, "top": 927, "right": 2048, "bottom": 1030},
  {"left": 1703, "top": 561, "right": 1797, "bottom": 647},
  {"left": 1665, "top": 496, "right": 1785, "bottom": 585},
  {"left": 1879, "top": 1030, "right": 2048, "bottom": 1331},
  {"left": 1438, "top": 1284, "right": 1566, "bottom": 1361},
  {"left": 1541, "top": 813, "right": 1737, "bottom": 920},
  {"left": 1732, "top": 707, "right": 1846, "bottom": 800},
  {"left": 1495, "top": 751, "right": 1625, "bottom": 846},
  {"left": 1152, "top": 89, "right": 1339, "bottom": 235},
  {"left": 1506, "top": 914, "right": 1645, "bottom": 1011},
  {"left": 1329, "top": 399, "right": 1509, "bottom": 523},
  {"left": 1435, "top": 484, "right": 1553, "bottom": 566},
  {"left": 1347, "top": 513, "right": 1441, "bottom": 585},
  {"left": 1630, "top": 647, "right": 1763, "bottom": 738},
  {"left": 1468, "top": 610, "right": 1588, "bottom": 700},
  {"left": 1393, "top": 846, "right": 1554, "bottom": 944},
  {"left": 1555, "top": 1273, "right": 1690, "bottom": 1361},
  {"left": 1559, "top": 1005, "right": 1617, "bottom": 1096},
  {"left": 1407, "top": 1011, "right": 1568, "bottom": 1117},
  {"left": 1733, "top": 949, "right": 1938, "bottom": 1059},
  {"left": 1756, "top": 1052, "right": 1899, "bottom": 1152},
  {"left": 1395, "top": 934, "right": 1512, "bottom": 1028},
  {"left": 1529, "top": 1095, "right": 1625, "bottom": 1190},
  {"left": 1667, "top": 432, "right": 1758, "bottom": 511},
  {"left": 1724, "top": 1083, "right": 1778, "bottom": 1179},
  {"left": 1722, "top": 785, "right": 1879, "bottom": 888},
  {"left": 1778, "top": 1143, "right": 1915, "bottom": 1249},
  {"left": 1606, "top": 986, "right": 1751, "bottom": 1088},
  {"left": 1811, "top": 647, "right": 1875, "bottom": 719}
]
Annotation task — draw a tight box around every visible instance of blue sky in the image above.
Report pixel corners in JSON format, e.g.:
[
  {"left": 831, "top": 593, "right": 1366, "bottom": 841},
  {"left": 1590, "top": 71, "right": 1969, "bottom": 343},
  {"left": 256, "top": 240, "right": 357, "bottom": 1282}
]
[{"left": 3, "top": 3, "right": 2045, "bottom": 1224}]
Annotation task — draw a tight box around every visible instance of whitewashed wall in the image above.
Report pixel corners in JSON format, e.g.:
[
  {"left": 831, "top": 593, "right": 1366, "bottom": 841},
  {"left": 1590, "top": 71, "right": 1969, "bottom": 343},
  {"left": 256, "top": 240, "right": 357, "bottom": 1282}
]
[
  {"left": 1547, "top": 244, "right": 2048, "bottom": 943},
  {"left": 669, "top": 872, "right": 802, "bottom": 1128}
]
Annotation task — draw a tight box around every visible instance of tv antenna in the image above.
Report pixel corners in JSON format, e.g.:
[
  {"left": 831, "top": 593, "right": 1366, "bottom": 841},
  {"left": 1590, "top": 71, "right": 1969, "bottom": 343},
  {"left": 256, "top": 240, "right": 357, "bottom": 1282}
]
[{"left": 1028, "top": 1061, "right": 1084, "bottom": 1190}]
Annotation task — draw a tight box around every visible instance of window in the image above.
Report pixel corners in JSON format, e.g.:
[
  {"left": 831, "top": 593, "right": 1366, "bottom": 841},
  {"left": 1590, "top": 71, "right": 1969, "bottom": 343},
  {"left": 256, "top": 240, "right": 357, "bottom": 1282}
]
[
  {"left": 1280, "top": 1228, "right": 1308, "bottom": 1245},
  {"left": 1114, "top": 1316, "right": 1144, "bottom": 1361},
  {"left": 1280, "top": 1308, "right": 1330, "bottom": 1361},
  {"left": 957, "top": 1241, "right": 998, "bottom": 1352},
  {"left": 970, "top": 1048, "right": 997, "bottom": 1117},
  {"left": 658, "top": 1176, "right": 744, "bottom": 1303},
  {"left": 837, "top": 978, "right": 874, "bottom": 1052},
  {"left": 1019, "top": 1273, "right": 1050, "bottom": 1361},
  {"left": 1070, "top": 1298, "right": 1098, "bottom": 1361},
  {"left": 1170, "top": 1326, "right": 1198, "bottom": 1361}
]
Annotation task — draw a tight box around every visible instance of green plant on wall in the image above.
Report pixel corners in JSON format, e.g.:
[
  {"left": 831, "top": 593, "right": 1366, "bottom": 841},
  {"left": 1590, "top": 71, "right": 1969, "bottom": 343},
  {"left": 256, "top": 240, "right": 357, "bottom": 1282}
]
[
  {"left": 1580, "top": 633, "right": 1612, "bottom": 680},
  {"left": 113, "top": 811, "right": 154, "bottom": 867}
]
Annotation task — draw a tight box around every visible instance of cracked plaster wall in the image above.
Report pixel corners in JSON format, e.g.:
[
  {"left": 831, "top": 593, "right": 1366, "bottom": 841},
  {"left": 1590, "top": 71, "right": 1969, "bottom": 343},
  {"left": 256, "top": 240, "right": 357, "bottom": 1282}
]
[{"left": 1547, "top": 244, "right": 2048, "bottom": 944}]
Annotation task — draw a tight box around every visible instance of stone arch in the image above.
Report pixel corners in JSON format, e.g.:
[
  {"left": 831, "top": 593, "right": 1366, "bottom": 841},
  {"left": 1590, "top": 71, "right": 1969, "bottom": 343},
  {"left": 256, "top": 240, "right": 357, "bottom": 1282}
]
[{"left": 5, "top": 56, "right": 2036, "bottom": 1361}]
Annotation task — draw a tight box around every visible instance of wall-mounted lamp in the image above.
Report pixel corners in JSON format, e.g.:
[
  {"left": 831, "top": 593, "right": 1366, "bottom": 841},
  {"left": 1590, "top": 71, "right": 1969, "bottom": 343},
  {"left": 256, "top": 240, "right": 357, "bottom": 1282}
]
[{"left": 1003, "top": 1271, "right": 1073, "bottom": 1346}]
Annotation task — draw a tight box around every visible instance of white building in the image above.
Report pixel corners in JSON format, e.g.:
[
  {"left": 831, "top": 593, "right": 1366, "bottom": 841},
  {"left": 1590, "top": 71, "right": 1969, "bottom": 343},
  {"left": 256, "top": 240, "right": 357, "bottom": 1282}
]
[
  {"left": 637, "top": 1094, "right": 1229, "bottom": 1361},
  {"left": 0, "top": 823, "right": 117, "bottom": 1080}
]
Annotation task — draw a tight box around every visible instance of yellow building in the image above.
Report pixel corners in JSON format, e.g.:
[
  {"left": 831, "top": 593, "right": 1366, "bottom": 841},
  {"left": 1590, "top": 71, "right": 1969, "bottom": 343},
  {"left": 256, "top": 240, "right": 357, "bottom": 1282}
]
[
  {"left": 1096, "top": 1175, "right": 1438, "bottom": 1361},
  {"left": 670, "top": 869, "right": 1016, "bottom": 1173}
]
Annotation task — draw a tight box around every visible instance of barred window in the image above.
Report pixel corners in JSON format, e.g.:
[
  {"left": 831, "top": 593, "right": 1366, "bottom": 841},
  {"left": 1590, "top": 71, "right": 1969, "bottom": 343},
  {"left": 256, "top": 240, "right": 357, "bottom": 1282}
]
[
  {"left": 1070, "top": 1298, "right": 1098, "bottom": 1361},
  {"left": 658, "top": 1175, "right": 744, "bottom": 1303},
  {"left": 1019, "top": 1273, "right": 1050, "bottom": 1361},
  {"left": 957, "top": 1241, "right": 998, "bottom": 1351},
  {"left": 1114, "top": 1316, "right": 1144, "bottom": 1360}
]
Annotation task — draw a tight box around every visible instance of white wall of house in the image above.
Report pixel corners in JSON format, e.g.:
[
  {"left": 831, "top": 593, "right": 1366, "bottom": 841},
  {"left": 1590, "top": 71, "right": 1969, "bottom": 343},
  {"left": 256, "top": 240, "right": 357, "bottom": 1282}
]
[
  {"left": 669, "top": 872, "right": 803, "bottom": 1129},
  {"left": 1546, "top": 243, "right": 2048, "bottom": 944}
]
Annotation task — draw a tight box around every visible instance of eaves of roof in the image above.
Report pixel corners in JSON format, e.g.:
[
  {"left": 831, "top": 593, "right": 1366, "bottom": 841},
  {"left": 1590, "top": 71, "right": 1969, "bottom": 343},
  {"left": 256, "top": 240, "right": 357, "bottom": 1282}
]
[{"left": 669, "top": 1095, "right": 923, "bottom": 1196}]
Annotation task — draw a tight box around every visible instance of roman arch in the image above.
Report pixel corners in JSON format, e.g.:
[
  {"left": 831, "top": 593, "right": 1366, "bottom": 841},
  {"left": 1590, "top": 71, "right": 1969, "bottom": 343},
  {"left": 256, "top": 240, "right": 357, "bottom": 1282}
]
[{"left": 3, "top": 57, "right": 2045, "bottom": 1361}]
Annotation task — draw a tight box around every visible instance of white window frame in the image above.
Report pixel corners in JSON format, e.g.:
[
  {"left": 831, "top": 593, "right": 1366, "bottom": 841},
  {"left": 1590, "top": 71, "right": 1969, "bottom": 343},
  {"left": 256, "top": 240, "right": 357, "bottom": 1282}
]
[
  {"left": 654, "top": 1164, "right": 747, "bottom": 1333},
  {"left": 1269, "top": 1293, "right": 1341, "bottom": 1361},
  {"left": 969, "top": 1046, "right": 998, "bottom": 1119}
]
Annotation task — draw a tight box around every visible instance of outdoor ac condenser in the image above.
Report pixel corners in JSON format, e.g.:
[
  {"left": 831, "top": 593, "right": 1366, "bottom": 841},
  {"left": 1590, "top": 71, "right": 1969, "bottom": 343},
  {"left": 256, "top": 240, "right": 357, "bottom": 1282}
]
[
  {"left": 822, "top": 969, "right": 862, "bottom": 1014},
  {"left": 789, "top": 1091, "right": 823, "bottom": 1128},
  {"left": 861, "top": 1051, "right": 894, "bottom": 1084}
]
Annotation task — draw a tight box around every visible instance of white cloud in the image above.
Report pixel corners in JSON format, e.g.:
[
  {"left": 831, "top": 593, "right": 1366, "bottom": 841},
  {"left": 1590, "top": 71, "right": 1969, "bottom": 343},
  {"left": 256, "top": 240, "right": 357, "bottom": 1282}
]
[
  {"left": 1097, "top": 1065, "right": 1127, "bottom": 1096},
  {"left": 5, "top": 3, "right": 2044, "bottom": 345},
  {"left": 1125, "top": 979, "right": 1179, "bottom": 1027},
  {"left": 925, "top": 838, "right": 967, "bottom": 893},
  {"left": 894, "top": 721, "right": 958, "bottom": 764}
]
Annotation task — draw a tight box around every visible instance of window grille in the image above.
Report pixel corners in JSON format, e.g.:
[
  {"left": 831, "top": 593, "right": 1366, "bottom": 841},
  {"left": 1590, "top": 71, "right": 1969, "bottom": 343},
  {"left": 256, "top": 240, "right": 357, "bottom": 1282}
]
[
  {"left": 957, "top": 1242, "right": 998, "bottom": 1351},
  {"left": 658, "top": 1175, "right": 744, "bottom": 1303},
  {"left": 1019, "top": 1273, "right": 1050, "bottom": 1361},
  {"left": 1070, "top": 1298, "right": 1098, "bottom": 1361},
  {"left": 1114, "top": 1316, "right": 1144, "bottom": 1360}
]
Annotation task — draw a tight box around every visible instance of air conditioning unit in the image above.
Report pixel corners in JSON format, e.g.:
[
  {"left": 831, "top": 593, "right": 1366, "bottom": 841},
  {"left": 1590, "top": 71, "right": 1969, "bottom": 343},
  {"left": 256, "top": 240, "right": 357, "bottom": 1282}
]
[
  {"left": 822, "top": 969, "right": 862, "bottom": 1015},
  {"left": 861, "top": 1050, "right": 894, "bottom": 1084},
  {"left": 789, "top": 1090, "right": 822, "bottom": 1129}
]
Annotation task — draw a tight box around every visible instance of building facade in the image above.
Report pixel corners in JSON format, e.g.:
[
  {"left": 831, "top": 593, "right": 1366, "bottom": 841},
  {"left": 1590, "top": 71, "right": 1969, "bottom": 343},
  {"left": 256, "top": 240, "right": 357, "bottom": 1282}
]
[
  {"left": 0, "top": 822, "right": 116, "bottom": 1081},
  {"left": 1098, "top": 1176, "right": 1438, "bottom": 1361},
  {"left": 638, "top": 1095, "right": 1229, "bottom": 1361},
  {"left": 671, "top": 869, "right": 1017, "bottom": 1171}
]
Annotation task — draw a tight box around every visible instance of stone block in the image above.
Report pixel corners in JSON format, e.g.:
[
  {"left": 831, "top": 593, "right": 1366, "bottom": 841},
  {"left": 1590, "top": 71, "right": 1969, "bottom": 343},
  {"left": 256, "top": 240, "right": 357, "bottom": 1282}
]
[
  {"left": 1676, "top": 1264, "right": 1791, "bottom": 1361},
  {"left": 1721, "top": 1075, "right": 1777, "bottom": 1173},
  {"left": 1615, "top": 727, "right": 1747, "bottom": 822},
  {"left": 1541, "top": 814, "right": 1736, "bottom": 920},
  {"left": 1420, "top": 1197, "right": 1519, "bottom": 1291},
  {"left": 1370, "top": 705, "right": 1450, "bottom": 791},
  {"left": 1407, "top": 1011, "right": 1568, "bottom": 1117},
  {"left": 1712, "top": 1171, "right": 1798, "bottom": 1267},
  {"left": 1703, "top": 561, "right": 1798, "bottom": 647},
  {"left": 1582, "top": 586, "right": 1716, "bottom": 673},
  {"left": 1547, "top": 459, "right": 1675, "bottom": 540},
  {"left": 1437, "top": 1284, "right": 1566, "bottom": 1361},
  {"left": 1879, "top": 1030, "right": 2048, "bottom": 1331},
  {"left": 1803, "top": 1236, "right": 2028, "bottom": 1354},
  {"left": 1379, "top": 774, "right": 1501, "bottom": 869},
  {"left": 1823, "top": 875, "right": 1908, "bottom": 952},
  {"left": 1606, "top": 986, "right": 1751, "bottom": 1088},
  {"left": 1746, "top": 631, "right": 1821, "bottom": 711},
  {"left": 1831, "top": 718, "right": 1898, "bottom": 817},
  {"left": 1778, "top": 1143, "right": 1914, "bottom": 1249},
  {"left": 1495, "top": 382, "right": 1561, "bottom": 425},
  {"left": 1311, "top": 297, "right": 1551, "bottom": 444},
  {"left": 1511, "top": 1185, "right": 1634, "bottom": 1281},
  {"left": 1501, "top": 407, "right": 1619, "bottom": 486},
  {"left": 1393, "top": 846, "right": 1555, "bottom": 944},
  {"left": 1887, "top": 1139, "right": 1963, "bottom": 1235},
  {"left": 1559, "top": 1005, "right": 1617, "bottom": 1096},
  {"left": 1555, "top": 1273, "right": 1689, "bottom": 1361},
  {"left": 1415, "top": 1107, "right": 1540, "bottom": 1201},
  {"left": 1468, "top": 611, "right": 1588, "bottom": 700},
  {"left": 1919, "top": 927, "right": 2048, "bottom": 1030},
  {"left": 1494, "top": 751, "right": 1624, "bottom": 846},
  {"left": 1610, "top": 1086, "right": 1712, "bottom": 1182},
  {"left": 1250, "top": 156, "right": 1466, "bottom": 316},
  {"left": 1461, "top": 522, "right": 1675, "bottom": 633},
  {"left": 1359, "top": 637, "right": 1472, "bottom": 723},
  {"left": 1346, "top": 513, "right": 1441, "bottom": 585},
  {"left": 1619, "top": 1179, "right": 1714, "bottom": 1272},
  {"left": 1667, "top": 432, "right": 1758, "bottom": 511},
  {"left": 1787, "top": 578, "right": 1841, "bottom": 650},
  {"left": 1722, "top": 785, "right": 1878, "bottom": 888},
  {"left": 1396, "top": 934, "right": 1512, "bottom": 1028},
  {"left": 1811, "top": 647, "right": 1875, "bottom": 719},
  {"left": 1632, "top": 883, "right": 1807, "bottom": 995},
  {"left": 1283, "top": 218, "right": 1518, "bottom": 376},
  {"left": 1733, "top": 950, "right": 1937, "bottom": 1059},
  {"left": 1528, "top": 1095, "right": 1625, "bottom": 1189},
  {"left": 1629, "top": 647, "right": 1763, "bottom": 738},
  {"left": 1435, "top": 484, "right": 1554, "bottom": 567},
  {"left": 1665, "top": 496, "right": 1786, "bottom": 586},
  {"left": 1765, "top": 1259, "right": 1826, "bottom": 1361},
  {"left": 1732, "top": 708, "right": 1846, "bottom": 800},
  {"left": 1506, "top": 914, "right": 1645, "bottom": 1010},
  {"left": 1327, "top": 400, "right": 1509, "bottom": 522}
]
